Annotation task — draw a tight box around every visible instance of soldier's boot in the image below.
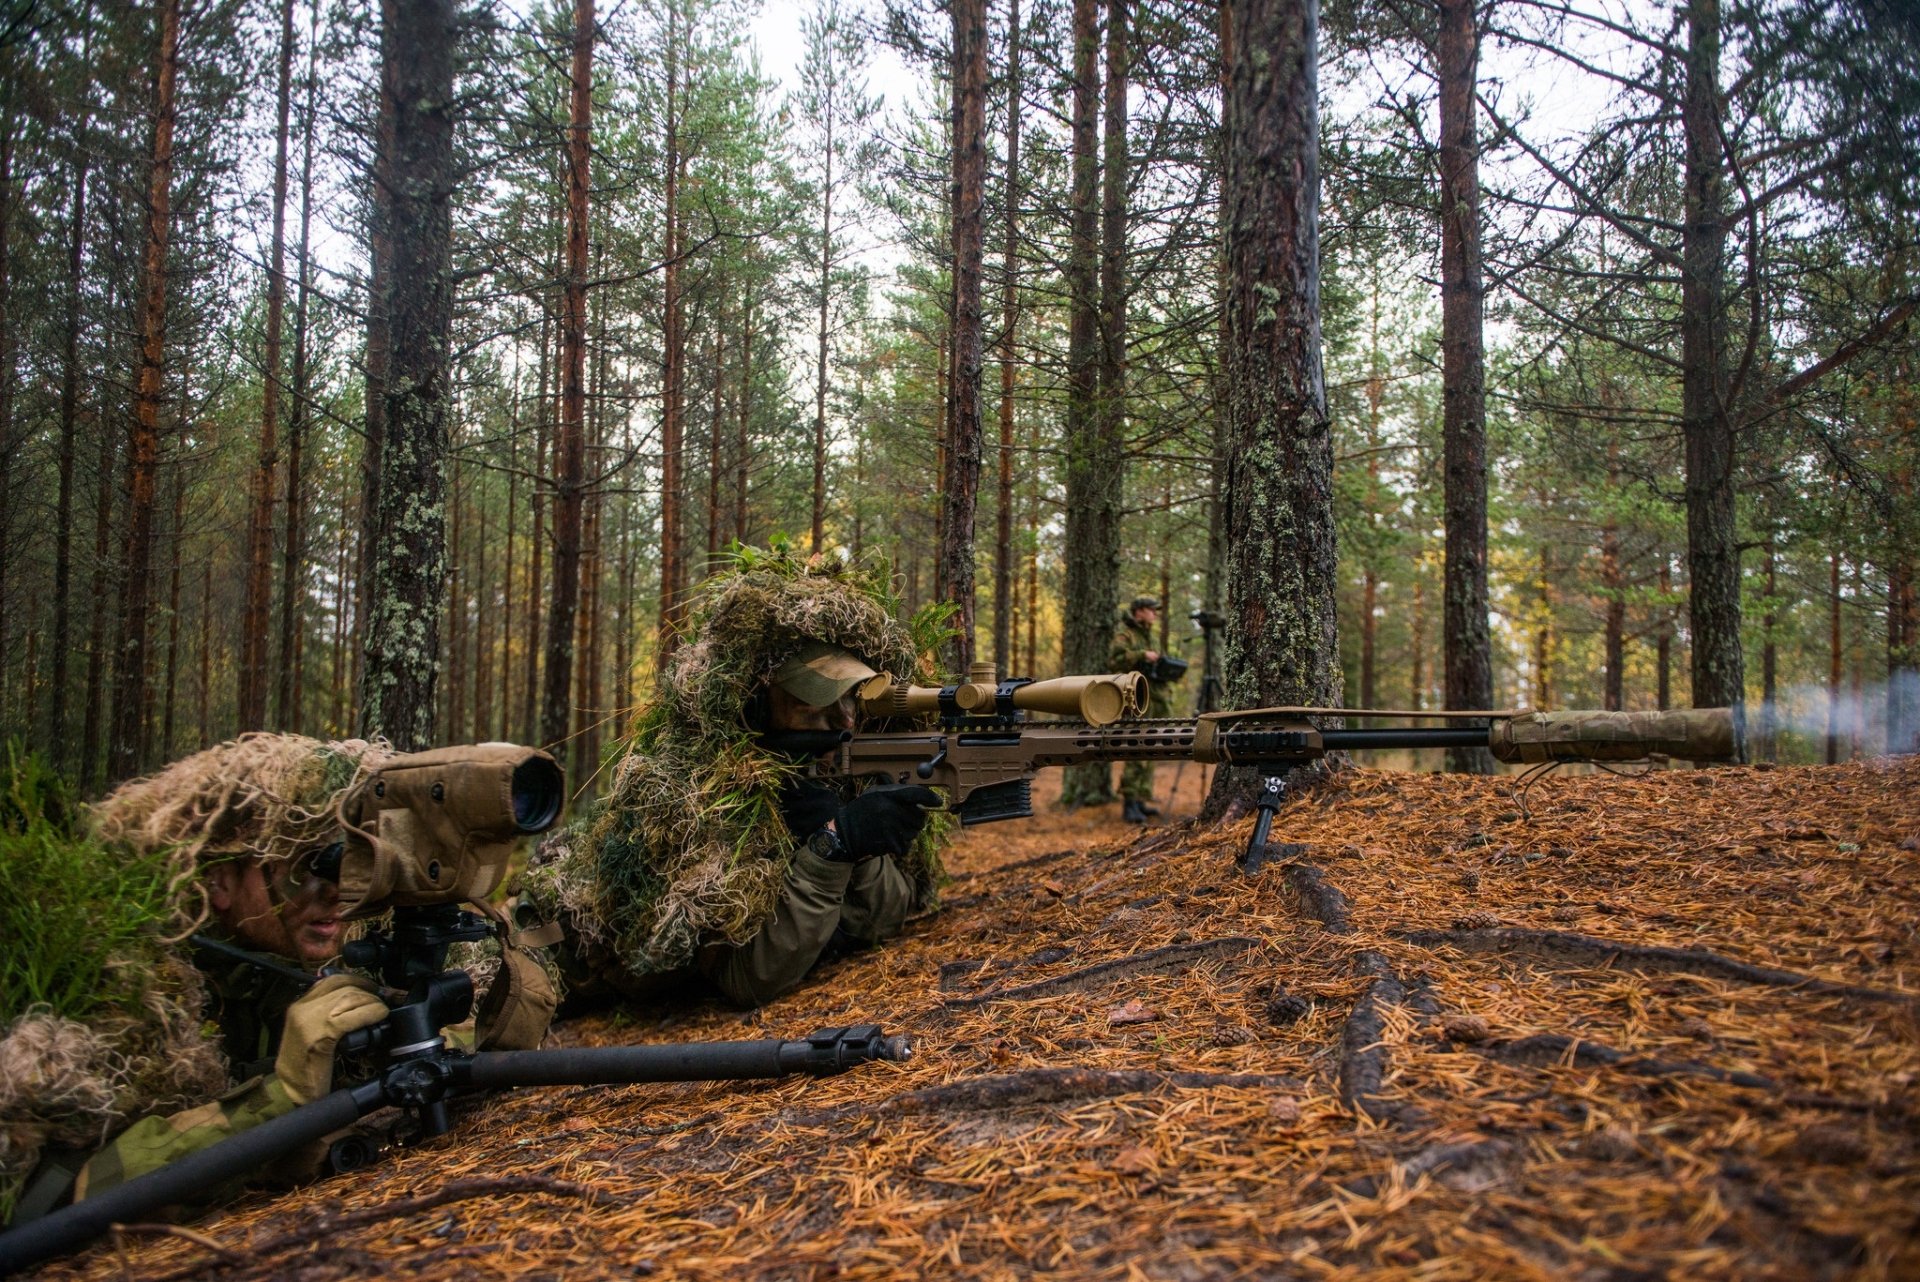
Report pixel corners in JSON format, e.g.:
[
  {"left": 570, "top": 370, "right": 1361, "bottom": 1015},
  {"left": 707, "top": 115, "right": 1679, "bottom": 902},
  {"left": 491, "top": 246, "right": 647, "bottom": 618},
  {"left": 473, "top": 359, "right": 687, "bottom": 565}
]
[
  {"left": 1138, "top": 799, "right": 1161, "bottom": 816},
  {"left": 1121, "top": 799, "right": 1150, "bottom": 824}
]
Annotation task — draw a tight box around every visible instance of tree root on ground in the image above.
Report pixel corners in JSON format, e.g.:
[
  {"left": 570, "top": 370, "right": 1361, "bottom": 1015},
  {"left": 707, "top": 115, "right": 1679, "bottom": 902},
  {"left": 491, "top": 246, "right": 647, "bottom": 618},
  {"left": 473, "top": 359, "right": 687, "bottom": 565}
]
[
  {"left": 1278, "top": 861, "right": 1352, "bottom": 934},
  {"left": 1463, "top": 1032, "right": 1896, "bottom": 1112},
  {"left": 793, "top": 1067, "right": 1301, "bottom": 1122},
  {"left": 1339, "top": 951, "right": 1417, "bottom": 1124},
  {"left": 1394, "top": 926, "right": 1917, "bottom": 1005},
  {"left": 940, "top": 937, "right": 1259, "bottom": 1008}
]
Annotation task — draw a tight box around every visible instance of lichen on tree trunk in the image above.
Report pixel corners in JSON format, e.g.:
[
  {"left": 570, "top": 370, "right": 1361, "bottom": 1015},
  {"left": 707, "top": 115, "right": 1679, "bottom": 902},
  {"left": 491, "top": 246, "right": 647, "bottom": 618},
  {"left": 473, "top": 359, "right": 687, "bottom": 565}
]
[
  {"left": 358, "top": 0, "right": 456, "bottom": 753},
  {"left": 1206, "top": 0, "right": 1342, "bottom": 821}
]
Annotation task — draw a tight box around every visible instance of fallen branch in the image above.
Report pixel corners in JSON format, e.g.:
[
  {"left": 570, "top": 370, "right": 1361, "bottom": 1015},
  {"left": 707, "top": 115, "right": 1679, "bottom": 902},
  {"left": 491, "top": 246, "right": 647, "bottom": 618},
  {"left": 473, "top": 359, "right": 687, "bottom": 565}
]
[
  {"left": 941, "top": 937, "right": 1259, "bottom": 1008},
  {"left": 1395, "top": 927, "right": 1917, "bottom": 1005}
]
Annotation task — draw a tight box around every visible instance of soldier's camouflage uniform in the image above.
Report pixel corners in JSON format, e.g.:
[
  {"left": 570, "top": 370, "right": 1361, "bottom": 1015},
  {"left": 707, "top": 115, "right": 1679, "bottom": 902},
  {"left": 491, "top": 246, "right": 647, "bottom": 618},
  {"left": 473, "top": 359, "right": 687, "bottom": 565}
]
[
  {"left": 1109, "top": 611, "right": 1176, "bottom": 803},
  {"left": 10, "top": 945, "right": 313, "bottom": 1221}
]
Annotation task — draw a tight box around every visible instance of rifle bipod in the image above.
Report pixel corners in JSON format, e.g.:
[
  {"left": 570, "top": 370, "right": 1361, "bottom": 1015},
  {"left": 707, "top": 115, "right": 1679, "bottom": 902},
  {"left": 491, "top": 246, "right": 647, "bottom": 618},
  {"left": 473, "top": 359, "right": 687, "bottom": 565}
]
[
  {"left": 0, "top": 968, "right": 910, "bottom": 1276},
  {"left": 1235, "top": 773, "right": 1290, "bottom": 875}
]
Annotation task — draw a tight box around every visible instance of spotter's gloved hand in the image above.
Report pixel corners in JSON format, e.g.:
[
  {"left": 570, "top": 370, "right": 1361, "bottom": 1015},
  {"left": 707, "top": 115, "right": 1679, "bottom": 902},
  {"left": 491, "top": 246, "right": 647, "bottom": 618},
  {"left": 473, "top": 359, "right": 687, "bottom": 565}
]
[
  {"left": 275, "top": 974, "right": 388, "bottom": 1105},
  {"left": 779, "top": 777, "right": 843, "bottom": 840},
  {"left": 837, "top": 784, "right": 943, "bottom": 861}
]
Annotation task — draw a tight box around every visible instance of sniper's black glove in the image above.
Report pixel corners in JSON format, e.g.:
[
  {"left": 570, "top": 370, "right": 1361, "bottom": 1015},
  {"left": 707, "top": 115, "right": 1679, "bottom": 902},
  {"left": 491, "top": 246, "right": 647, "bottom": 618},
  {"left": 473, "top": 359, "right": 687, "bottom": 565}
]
[
  {"left": 837, "top": 784, "right": 943, "bottom": 861},
  {"left": 778, "top": 777, "right": 842, "bottom": 839}
]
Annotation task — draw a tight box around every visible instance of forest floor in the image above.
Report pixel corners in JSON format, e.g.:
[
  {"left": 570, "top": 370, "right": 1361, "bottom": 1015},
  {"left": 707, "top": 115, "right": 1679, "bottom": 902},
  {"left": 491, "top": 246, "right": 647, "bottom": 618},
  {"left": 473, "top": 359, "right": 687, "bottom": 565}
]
[{"left": 32, "top": 756, "right": 1920, "bottom": 1281}]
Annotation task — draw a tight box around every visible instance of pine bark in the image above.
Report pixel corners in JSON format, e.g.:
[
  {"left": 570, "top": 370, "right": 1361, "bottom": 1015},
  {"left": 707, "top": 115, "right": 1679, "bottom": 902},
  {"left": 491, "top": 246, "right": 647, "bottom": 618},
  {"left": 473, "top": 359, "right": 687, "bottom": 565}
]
[
  {"left": 1681, "top": 0, "right": 1745, "bottom": 746},
  {"left": 1057, "top": 0, "right": 1117, "bottom": 805},
  {"left": 657, "top": 12, "right": 686, "bottom": 667},
  {"left": 108, "top": 0, "right": 182, "bottom": 782},
  {"left": 812, "top": 107, "right": 834, "bottom": 554},
  {"left": 992, "top": 0, "right": 1023, "bottom": 675},
  {"left": 356, "top": 23, "right": 397, "bottom": 713},
  {"left": 277, "top": 6, "right": 319, "bottom": 734},
  {"left": 941, "top": 0, "right": 989, "bottom": 674},
  {"left": 542, "top": 0, "right": 594, "bottom": 750},
  {"left": 359, "top": 0, "right": 456, "bottom": 751},
  {"left": 50, "top": 103, "right": 90, "bottom": 768},
  {"left": 1208, "top": 0, "right": 1341, "bottom": 816},
  {"left": 240, "top": 0, "right": 297, "bottom": 732},
  {"left": 1437, "top": 0, "right": 1494, "bottom": 771}
]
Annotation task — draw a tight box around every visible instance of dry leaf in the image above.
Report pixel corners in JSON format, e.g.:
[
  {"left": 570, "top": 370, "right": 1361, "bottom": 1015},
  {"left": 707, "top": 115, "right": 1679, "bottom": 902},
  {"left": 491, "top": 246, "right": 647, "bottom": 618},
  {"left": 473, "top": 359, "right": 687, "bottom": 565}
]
[
  {"left": 1268, "top": 1098, "right": 1301, "bottom": 1123},
  {"left": 1107, "top": 999, "right": 1159, "bottom": 1026},
  {"left": 1112, "top": 1144, "right": 1157, "bottom": 1175}
]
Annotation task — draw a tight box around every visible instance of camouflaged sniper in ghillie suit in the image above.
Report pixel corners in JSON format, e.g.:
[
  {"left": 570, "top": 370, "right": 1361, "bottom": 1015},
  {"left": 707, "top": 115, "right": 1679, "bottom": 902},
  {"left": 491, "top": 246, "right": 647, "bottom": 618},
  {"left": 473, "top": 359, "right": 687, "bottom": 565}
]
[
  {"left": 517, "top": 546, "right": 953, "bottom": 997},
  {"left": 0, "top": 735, "right": 389, "bottom": 1222}
]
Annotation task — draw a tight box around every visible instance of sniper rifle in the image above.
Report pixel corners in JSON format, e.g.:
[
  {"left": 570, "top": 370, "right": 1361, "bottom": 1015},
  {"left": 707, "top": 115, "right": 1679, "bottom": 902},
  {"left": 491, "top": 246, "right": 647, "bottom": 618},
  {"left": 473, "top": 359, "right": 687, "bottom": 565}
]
[
  {"left": 0, "top": 744, "right": 909, "bottom": 1276},
  {"left": 762, "top": 664, "right": 1737, "bottom": 871}
]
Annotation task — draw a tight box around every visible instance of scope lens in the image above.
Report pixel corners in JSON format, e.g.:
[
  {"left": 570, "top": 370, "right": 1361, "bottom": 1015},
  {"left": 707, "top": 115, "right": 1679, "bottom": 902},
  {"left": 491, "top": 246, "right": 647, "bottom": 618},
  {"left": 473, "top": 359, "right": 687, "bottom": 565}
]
[{"left": 510, "top": 755, "right": 565, "bottom": 832}]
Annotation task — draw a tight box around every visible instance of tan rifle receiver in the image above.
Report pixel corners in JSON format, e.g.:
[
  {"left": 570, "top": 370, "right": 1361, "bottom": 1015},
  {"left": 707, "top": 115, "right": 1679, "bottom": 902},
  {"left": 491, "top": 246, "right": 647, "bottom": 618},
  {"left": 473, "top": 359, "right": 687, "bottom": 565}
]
[{"left": 765, "top": 671, "right": 1736, "bottom": 828}]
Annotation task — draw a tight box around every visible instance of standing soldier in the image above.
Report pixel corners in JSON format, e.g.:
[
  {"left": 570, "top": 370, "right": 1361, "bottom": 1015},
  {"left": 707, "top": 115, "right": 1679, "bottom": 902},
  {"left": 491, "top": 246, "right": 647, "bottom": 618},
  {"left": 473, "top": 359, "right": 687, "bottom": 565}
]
[{"left": 1110, "top": 595, "right": 1182, "bottom": 822}]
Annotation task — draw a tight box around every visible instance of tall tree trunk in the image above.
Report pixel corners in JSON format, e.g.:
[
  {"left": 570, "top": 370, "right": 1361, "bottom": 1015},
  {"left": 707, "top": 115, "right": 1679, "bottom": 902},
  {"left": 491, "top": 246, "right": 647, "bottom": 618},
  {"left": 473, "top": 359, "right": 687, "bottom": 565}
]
[
  {"left": 1208, "top": 0, "right": 1341, "bottom": 818},
  {"left": 241, "top": 0, "right": 297, "bottom": 731},
  {"left": 197, "top": 557, "right": 211, "bottom": 747},
  {"left": 812, "top": 107, "right": 834, "bottom": 554},
  {"left": 735, "top": 293, "right": 753, "bottom": 543},
  {"left": 1057, "top": 0, "right": 1117, "bottom": 805},
  {"left": 82, "top": 414, "right": 116, "bottom": 785},
  {"left": 1437, "top": 0, "right": 1494, "bottom": 770},
  {"left": 1205, "top": 0, "right": 1232, "bottom": 622},
  {"left": 499, "top": 385, "right": 516, "bottom": 741},
  {"left": 1760, "top": 536, "right": 1778, "bottom": 758},
  {"left": 992, "top": 0, "right": 1023, "bottom": 675},
  {"left": 359, "top": 0, "right": 456, "bottom": 751},
  {"left": 277, "top": 3, "right": 320, "bottom": 734},
  {"left": 1411, "top": 572, "right": 1426, "bottom": 712},
  {"left": 1603, "top": 520, "right": 1626, "bottom": 711},
  {"left": 1681, "top": 0, "right": 1744, "bottom": 746},
  {"left": 356, "top": 24, "right": 398, "bottom": 713},
  {"left": 523, "top": 300, "right": 550, "bottom": 741},
  {"left": 51, "top": 105, "right": 91, "bottom": 769},
  {"left": 1889, "top": 559, "right": 1918, "bottom": 754},
  {"left": 1825, "top": 550, "right": 1842, "bottom": 762},
  {"left": 941, "top": 0, "right": 989, "bottom": 674},
  {"left": 162, "top": 469, "right": 184, "bottom": 759},
  {"left": 108, "top": 0, "right": 182, "bottom": 782},
  {"left": 1657, "top": 555, "right": 1673, "bottom": 710},
  {"left": 542, "top": 0, "right": 594, "bottom": 749},
  {"left": 0, "top": 102, "right": 14, "bottom": 730},
  {"left": 707, "top": 332, "right": 724, "bottom": 562},
  {"left": 658, "top": 12, "right": 686, "bottom": 667}
]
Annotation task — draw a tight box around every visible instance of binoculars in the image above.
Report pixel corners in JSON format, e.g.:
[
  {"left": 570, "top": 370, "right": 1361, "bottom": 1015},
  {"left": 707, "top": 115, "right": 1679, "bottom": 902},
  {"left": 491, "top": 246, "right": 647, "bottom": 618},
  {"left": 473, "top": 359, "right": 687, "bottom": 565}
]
[{"left": 326, "top": 744, "right": 565, "bottom": 918}]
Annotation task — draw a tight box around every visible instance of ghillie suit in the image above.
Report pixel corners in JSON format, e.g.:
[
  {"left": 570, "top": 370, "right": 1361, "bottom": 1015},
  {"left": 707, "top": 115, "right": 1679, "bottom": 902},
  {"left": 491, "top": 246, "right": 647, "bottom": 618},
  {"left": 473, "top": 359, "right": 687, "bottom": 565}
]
[
  {"left": 0, "top": 735, "right": 388, "bottom": 1219},
  {"left": 519, "top": 546, "right": 954, "bottom": 994}
]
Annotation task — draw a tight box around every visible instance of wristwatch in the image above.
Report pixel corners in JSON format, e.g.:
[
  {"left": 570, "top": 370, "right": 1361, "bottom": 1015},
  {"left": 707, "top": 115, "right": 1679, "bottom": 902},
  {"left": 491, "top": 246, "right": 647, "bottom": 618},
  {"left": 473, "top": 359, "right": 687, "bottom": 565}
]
[{"left": 806, "top": 826, "right": 848, "bottom": 862}]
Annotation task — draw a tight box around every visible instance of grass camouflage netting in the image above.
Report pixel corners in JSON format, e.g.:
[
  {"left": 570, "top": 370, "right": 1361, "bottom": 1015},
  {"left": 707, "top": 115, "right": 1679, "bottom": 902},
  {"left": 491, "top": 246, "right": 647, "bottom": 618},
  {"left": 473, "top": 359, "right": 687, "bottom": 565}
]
[
  {"left": 26, "top": 754, "right": 1918, "bottom": 1281},
  {"left": 1, "top": 735, "right": 390, "bottom": 1220},
  {"left": 517, "top": 544, "right": 956, "bottom": 989}
]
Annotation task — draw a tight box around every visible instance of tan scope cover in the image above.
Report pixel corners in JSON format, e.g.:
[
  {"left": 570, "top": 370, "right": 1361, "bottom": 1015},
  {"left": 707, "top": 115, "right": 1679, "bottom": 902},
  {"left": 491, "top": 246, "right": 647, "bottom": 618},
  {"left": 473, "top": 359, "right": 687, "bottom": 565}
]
[{"left": 1490, "top": 708, "right": 1735, "bottom": 763}]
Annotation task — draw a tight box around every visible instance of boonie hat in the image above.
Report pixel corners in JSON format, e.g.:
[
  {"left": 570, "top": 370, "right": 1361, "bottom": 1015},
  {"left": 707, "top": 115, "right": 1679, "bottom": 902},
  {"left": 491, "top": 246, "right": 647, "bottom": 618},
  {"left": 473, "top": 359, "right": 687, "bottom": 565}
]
[
  {"left": 1130, "top": 595, "right": 1161, "bottom": 612},
  {"left": 772, "top": 642, "right": 880, "bottom": 708}
]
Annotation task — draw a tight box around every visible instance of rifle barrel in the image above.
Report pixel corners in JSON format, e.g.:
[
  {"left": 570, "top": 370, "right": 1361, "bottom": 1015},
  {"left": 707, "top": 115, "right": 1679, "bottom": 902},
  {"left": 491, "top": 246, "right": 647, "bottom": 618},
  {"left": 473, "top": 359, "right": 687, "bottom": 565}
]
[{"left": 0, "top": 1084, "right": 373, "bottom": 1276}]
